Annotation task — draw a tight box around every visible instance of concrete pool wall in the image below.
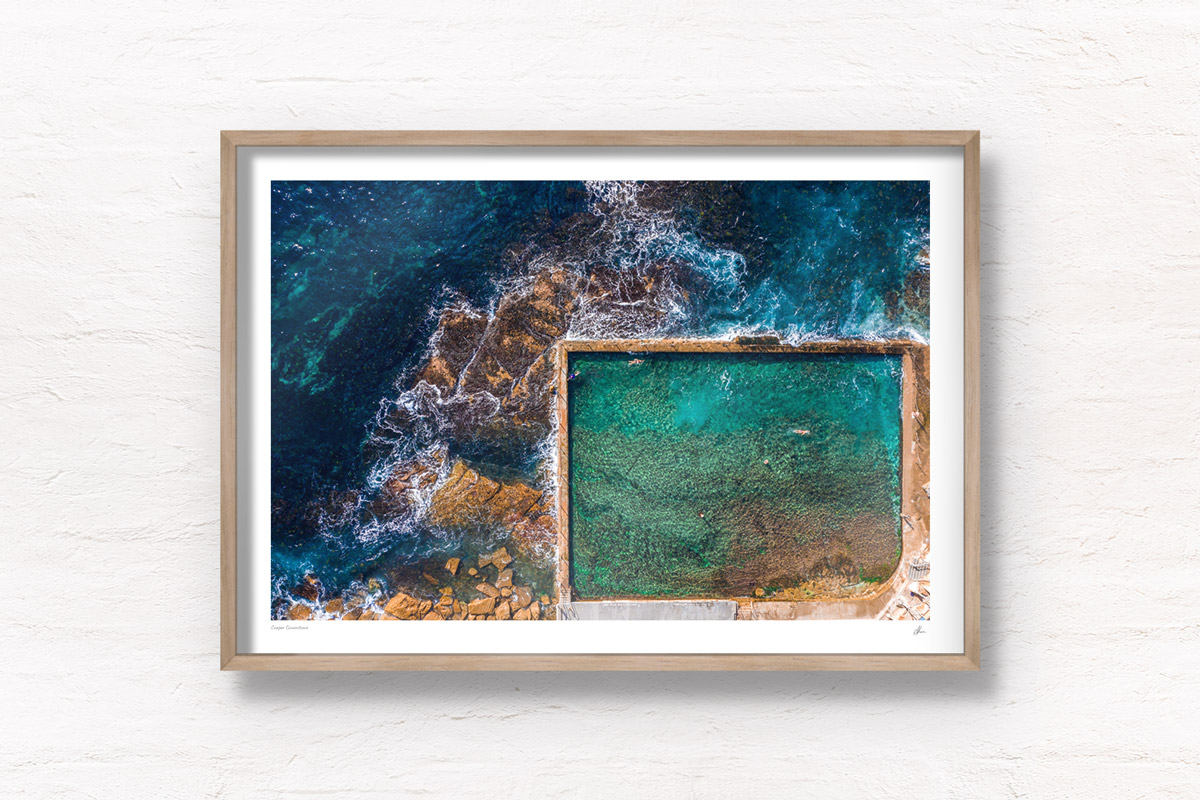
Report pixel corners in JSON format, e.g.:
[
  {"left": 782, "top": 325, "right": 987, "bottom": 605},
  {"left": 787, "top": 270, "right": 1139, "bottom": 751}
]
[{"left": 553, "top": 337, "right": 931, "bottom": 621}]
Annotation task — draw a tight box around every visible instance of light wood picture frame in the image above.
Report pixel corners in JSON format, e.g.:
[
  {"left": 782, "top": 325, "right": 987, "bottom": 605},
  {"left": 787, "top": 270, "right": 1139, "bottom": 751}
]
[{"left": 221, "top": 130, "right": 980, "bottom": 671}]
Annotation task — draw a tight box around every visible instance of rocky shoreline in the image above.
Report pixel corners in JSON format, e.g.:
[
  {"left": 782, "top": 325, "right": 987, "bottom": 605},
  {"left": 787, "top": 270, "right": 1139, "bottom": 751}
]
[{"left": 286, "top": 546, "right": 556, "bottom": 622}]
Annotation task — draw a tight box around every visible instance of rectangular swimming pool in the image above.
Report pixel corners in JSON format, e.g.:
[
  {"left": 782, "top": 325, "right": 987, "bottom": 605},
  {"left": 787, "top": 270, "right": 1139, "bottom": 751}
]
[{"left": 562, "top": 343, "right": 908, "bottom": 600}]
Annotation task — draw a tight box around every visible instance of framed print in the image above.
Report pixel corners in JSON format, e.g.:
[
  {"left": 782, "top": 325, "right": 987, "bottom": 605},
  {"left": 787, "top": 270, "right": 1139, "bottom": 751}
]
[{"left": 220, "top": 131, "right": 979, "bottom": 670}]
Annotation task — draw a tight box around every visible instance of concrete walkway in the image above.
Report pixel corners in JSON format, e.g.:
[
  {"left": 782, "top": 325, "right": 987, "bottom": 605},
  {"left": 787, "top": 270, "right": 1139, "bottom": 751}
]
[{"left": 557, "top": 600, "right": 738, "bottom": 620}]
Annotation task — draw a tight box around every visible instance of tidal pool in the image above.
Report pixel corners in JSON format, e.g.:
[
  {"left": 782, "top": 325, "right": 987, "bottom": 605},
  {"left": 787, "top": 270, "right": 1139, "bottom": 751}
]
[{"left": 567, "top": 350, "right": 904, "bottom": 598}]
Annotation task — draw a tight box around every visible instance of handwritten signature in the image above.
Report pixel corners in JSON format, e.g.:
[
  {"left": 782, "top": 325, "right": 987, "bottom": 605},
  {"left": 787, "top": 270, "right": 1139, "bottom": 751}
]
[{"left": 913, "top": 624, "right": 926, "bottom": 636}]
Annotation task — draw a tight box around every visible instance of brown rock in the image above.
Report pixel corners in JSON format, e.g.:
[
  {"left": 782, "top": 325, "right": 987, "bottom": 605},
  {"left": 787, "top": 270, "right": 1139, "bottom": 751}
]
[
  {"left": 379, "top": 613, "right": 400, "bottom": 620},
  {"left": 418, "top": 600, "right": 433, "bottom": 616},
  {"left": 505, "top": 349, "right": 554, "bottom": 427},
  {"left": 496, "top": 569, "right": 513, "bottom": 589},
  {"left": 512, "top": 607, "right": 531, "bottom": 621},
  {"left": 341, "top": 608, "right": 362, "bottom": 621},
  {"left": 445, "top": 557, "right": 461, "bottom": 576},
  {"left": 501, "top": 587, "right": 512, "bottom": 597},
  {"left": 440, "top": 586, "right": 454, "bottom": 596},
  {"left": 287, "top": 604, "right": 312, "bottom": 621},
  {"left": 513, "top": 587, "right": 533, "bottom": 609},
  {"left": 458, "top": 267, "right": 584, "bottom": 416},
  {"left": 468, "top": 567, "right": 478, "bottom": 577},
  {"left": 494, "top": 601, "right": 512, "bottom": 620},
  {"left": 422, "top": 611, "right": 442, "bottom": 621},
  {"left": 414, "top": 308, "right": 489, "bottom": 393},
  {"left": 426, "top": 466, "right": 550, "bottom": 553},
  {"left": 467, "top": 597, "right": 496, "bottom": 616},
  {"left": 429, "top": 461, "right": 502, "bottom": 528},
  {"left": 511, "top": 513, "right": 556, "bottom": 557},
  {"left": 384, "top": 592, "right": 421, "bottom": 620},
  {"left": 528, "top": 601, "right": 540, "bottom": 620},
  {"left": 494, "top": 484, "right": 544, "bottom": 527},
  {"left": 325, "top": 598, "right": 345, "bottom": 614},
  {"left": 453, "top": 600, "right": 466, "bottom": 616},
  {"left": 540, "top": 595, "right": 550, "bottom": 605},
  {"left": 291, "top": 580, "right": 319, "bottom": 603},
  {"left": 422, "top": 572, "right": 438, "bottom": 585},
  {"left": 476, "top": 583, "right": 501, "bottom": 598}
]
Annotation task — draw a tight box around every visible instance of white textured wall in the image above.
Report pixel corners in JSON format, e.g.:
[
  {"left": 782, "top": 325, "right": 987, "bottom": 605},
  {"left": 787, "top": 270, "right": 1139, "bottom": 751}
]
[{"left": 4, "top": 2, "right": 1198, "bottom": 797}]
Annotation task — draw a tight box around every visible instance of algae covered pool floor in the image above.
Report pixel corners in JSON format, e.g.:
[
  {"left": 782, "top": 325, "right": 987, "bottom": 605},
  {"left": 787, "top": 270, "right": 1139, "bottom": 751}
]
[{"left": 567, "top": 350, "right": 904, "bottom": 598}]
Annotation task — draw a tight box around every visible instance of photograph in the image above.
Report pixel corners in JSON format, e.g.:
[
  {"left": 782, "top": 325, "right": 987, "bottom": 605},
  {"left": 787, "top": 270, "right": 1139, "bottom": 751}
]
[{"left": 268, "top": 179, "right": 932, "bottom": 625}]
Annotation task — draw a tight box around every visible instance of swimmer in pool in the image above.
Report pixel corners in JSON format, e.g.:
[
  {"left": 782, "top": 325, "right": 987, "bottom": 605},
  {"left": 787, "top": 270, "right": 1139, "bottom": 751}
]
[
  {"left": 791, "top": 428, "right": 811, "bottom": 436},
  {"left": 627, "top": 358, "right": 644, "bottom": 365}
]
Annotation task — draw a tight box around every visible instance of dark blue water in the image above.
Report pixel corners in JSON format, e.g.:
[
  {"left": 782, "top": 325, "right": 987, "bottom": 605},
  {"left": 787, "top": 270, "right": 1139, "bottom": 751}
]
[{"left": 270, "top": 180, "right": 928, "bottom": 608}]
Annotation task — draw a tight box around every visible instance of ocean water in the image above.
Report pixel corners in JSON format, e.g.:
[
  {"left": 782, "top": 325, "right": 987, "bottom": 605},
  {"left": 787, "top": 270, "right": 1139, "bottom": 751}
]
[
  {"left": 567, "top": 352, "right": 902, "bottom": 597},
  {"left": 270, "top": 180, "right": 928, "bottom": 611}
]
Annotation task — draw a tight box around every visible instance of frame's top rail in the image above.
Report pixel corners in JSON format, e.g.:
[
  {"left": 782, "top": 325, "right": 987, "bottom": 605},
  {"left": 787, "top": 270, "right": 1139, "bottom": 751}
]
[{"left": 221, "top": 130, "right": 979, "bottom": 148}]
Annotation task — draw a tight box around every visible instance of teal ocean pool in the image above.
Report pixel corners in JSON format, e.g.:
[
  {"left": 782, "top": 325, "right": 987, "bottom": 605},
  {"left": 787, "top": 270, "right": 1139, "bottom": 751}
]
[{"left": 567, "top": 350, "right": 903, "bottom": 598}]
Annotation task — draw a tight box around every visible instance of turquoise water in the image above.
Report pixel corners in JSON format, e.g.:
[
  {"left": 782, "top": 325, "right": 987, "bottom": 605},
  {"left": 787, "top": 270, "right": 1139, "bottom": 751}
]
[{"left": 568, "top": 352, "right": 902, "bottom": 597}]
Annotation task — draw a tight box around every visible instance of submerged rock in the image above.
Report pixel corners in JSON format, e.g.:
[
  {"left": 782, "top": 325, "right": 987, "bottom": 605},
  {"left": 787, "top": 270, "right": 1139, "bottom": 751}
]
[
  {"left": 370, "top": 449, "right": 446, "bottom": 517},
  {"left": 291, "top": 574, "right": 321, "bottom": 603},
  {"left": 573, "top": 261, "right": 695, "bottom": 338}
]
